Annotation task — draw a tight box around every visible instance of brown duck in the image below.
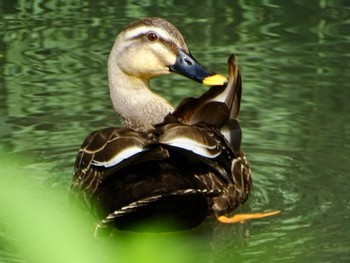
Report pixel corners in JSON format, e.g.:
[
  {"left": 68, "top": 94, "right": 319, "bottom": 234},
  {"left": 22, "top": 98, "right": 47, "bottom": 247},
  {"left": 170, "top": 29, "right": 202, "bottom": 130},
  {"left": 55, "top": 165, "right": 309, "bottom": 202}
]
[{"left": 71, "top": 17, "right": 279, "bottom": 234}]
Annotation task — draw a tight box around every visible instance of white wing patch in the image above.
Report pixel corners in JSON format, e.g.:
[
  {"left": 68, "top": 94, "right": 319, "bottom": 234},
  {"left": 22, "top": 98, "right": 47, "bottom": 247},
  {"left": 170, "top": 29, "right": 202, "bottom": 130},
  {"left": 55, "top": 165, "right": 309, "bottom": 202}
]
[
  {"left": 162, "top": 137, "right": 220, "bottom": 158},
  {"left": 92, "top": 146, "right": 143, "bottom": 168}
]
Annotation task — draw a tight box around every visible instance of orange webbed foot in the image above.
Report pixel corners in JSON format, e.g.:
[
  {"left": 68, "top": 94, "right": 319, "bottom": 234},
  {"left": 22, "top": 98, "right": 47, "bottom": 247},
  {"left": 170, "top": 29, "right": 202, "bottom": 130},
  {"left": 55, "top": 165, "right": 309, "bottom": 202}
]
[{"left": 217, "top": 210, "right": 281, "bottom": 224}]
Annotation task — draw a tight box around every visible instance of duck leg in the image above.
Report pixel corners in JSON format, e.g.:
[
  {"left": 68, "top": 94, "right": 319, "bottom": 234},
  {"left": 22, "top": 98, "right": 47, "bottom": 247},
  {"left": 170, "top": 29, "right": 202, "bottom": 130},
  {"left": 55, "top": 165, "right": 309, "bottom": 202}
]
[{"left": 216, "top": 210, "right": 281, "bottom": 224}]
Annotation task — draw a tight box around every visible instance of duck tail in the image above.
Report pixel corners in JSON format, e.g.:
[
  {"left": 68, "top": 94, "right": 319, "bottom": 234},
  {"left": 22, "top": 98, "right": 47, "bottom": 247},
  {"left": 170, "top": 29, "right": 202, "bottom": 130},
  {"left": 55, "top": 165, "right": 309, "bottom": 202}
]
[{"left": 94, "top": 188, "right": 220, "bottom": 236}]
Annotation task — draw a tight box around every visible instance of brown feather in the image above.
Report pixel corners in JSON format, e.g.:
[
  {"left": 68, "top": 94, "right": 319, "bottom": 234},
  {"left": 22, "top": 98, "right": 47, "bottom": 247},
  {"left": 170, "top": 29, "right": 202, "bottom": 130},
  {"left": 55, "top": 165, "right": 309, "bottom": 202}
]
[{"left": 171, "top": 54, "right": 242, "bottom": 126}]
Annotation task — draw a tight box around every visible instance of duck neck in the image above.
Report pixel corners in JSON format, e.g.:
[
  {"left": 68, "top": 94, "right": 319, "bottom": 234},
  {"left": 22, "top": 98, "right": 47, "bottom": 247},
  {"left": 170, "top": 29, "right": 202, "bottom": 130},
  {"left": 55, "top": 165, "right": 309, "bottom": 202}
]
[{"left": 108, "top": 63, "right": 174, "bottom": 131}]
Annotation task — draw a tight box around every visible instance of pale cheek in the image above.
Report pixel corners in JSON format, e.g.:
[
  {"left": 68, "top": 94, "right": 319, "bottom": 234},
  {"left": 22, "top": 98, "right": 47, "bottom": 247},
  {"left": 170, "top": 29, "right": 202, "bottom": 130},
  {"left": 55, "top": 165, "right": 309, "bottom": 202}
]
[
  {"left": 118, "top": 48, "right": 149, "bottom": 75},
  {"left": 137, "top": 48, "right": 173, "bottom": 76},
  {"left": 119, "top": 45, "right": 177, "bottom": 77},
  {"left": 156, "top": 45, "right": 177, "bottom": 67}
]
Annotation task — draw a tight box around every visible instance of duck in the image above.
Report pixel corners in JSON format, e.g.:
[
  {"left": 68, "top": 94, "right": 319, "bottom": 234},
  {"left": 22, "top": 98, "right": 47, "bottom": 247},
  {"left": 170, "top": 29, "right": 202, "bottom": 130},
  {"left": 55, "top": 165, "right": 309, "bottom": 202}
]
[{"left": 71, "top": 17, "right": 279, "bottom": 234}]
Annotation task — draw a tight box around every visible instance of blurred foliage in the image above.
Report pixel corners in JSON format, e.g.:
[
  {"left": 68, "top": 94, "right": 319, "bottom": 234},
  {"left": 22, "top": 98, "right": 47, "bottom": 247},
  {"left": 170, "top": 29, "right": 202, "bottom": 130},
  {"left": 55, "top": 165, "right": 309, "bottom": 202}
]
[{"left": 0, "top": 153, "right": 209, "bottom": 263}]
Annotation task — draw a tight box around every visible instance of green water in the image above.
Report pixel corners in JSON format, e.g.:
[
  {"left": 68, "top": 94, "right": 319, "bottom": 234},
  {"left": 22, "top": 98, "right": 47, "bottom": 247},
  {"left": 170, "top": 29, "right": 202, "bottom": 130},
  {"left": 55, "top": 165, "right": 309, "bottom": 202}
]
[{"left": 0, "top": 0, "right": 349, "bottom": 262}]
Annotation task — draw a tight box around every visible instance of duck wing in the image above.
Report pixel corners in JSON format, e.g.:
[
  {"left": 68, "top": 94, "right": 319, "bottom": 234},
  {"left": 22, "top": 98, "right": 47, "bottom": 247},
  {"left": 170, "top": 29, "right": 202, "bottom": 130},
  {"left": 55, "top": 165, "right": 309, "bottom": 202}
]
[
  {"left": 170, "top": 54, "right": 242, "bottom": 126},
  {"left": 89, "top": 122, "right": 239, "bottom": 231},
  {"left": 71, "top": 125, "right": 220, "bottom": 231},
  {"left": 72, "top": 121, "right": 248, "bottom": 233},
  {"left": 71, "top": 127, "right": 155, "bottom": 207}
]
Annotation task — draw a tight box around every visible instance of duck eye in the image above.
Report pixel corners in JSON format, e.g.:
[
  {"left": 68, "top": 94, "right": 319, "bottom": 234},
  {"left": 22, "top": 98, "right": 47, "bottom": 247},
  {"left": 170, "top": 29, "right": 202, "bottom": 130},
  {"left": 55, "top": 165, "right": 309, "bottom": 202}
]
[{"left": 147, "top": 32, "right": 158, "bottom": 41}]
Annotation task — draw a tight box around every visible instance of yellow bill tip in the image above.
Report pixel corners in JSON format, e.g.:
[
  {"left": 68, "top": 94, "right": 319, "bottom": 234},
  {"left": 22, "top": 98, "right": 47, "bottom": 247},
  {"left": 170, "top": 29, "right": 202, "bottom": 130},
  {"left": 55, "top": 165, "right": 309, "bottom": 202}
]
[{"left": 202, "top": 74, "right": 227, "bottom": 86}]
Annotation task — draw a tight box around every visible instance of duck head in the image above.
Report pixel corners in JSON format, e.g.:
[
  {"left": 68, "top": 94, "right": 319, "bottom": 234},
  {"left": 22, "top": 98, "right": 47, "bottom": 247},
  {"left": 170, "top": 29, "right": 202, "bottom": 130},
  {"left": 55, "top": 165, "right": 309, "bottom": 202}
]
[
  {"left": 108, "top": 17, "right": 228, "bottom": 130},
  {"left": 109, "top": 17, "right": 227, "bottom": 85}
]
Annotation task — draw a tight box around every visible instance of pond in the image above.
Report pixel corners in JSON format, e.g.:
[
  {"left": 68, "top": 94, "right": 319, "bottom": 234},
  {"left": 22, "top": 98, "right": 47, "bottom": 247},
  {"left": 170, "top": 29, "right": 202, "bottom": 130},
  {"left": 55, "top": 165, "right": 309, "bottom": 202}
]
[{"left": 0, "top": 0, "right": 349, "bottom": 262}]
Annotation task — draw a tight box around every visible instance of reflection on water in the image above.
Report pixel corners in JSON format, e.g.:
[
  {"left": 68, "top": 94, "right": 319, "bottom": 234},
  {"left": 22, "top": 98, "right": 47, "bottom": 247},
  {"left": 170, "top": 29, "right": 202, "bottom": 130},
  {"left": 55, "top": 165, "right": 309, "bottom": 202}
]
[{"left": 0, "top": 0, "right": 350, "bottom": 262}]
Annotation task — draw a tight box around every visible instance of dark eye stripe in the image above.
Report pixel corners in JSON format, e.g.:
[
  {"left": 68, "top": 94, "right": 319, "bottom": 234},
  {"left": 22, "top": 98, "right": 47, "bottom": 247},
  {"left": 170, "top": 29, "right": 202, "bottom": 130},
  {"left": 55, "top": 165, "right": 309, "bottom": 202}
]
[{"left": 159, "top": 38, "right": 179, "bottom": 54}]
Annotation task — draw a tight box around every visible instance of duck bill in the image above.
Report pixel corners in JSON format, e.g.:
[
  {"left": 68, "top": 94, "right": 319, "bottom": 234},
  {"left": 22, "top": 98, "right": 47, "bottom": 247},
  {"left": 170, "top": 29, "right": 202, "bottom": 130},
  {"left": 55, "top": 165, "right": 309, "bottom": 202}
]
[{"left": 169, "top": 50, "right": 227, "bottom": 86}]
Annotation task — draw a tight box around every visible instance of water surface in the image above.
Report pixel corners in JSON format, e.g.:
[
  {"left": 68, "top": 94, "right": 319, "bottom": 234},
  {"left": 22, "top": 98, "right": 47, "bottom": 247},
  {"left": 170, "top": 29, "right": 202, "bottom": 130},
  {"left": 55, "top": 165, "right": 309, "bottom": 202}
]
[{"left": 0, "top": 0, "right": 349, "bottom": 262}]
